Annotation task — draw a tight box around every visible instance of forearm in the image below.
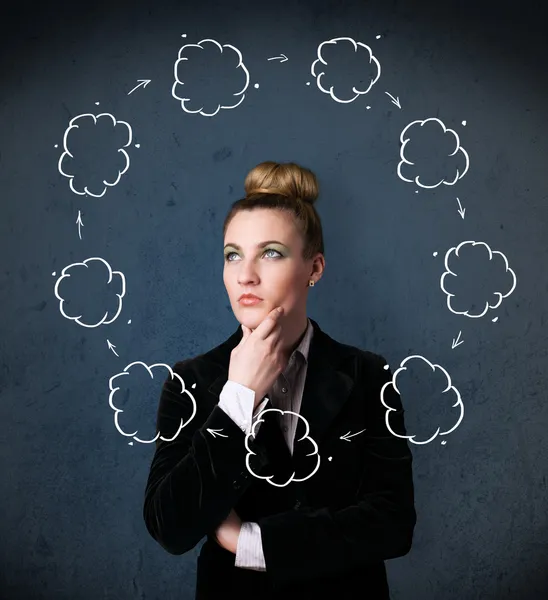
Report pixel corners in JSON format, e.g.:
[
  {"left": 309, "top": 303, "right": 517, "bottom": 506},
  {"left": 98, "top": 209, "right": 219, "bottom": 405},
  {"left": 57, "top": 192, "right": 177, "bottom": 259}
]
[{"left": 143, "top": 375, "right": 268, "bottom": 555}]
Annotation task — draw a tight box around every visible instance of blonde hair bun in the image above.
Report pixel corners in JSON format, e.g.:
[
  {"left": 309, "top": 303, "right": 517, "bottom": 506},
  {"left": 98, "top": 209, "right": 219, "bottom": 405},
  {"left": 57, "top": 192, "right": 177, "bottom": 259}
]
[{"left": 244, "top": 161, "right": 319, "bottom": 205}]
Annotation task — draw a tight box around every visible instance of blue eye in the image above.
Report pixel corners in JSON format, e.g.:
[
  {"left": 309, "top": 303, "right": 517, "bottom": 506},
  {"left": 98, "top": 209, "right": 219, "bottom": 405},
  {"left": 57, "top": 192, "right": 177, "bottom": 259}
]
[{"left": 224, "top": 248, "right": 282, "bottom": 262}]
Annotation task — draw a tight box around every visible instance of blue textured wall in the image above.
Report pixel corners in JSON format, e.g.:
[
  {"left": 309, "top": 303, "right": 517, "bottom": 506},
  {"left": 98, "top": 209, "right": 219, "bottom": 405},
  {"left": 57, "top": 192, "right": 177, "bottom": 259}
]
[{"left": 1, "top": 0, "right": 547, "bottom": 598}]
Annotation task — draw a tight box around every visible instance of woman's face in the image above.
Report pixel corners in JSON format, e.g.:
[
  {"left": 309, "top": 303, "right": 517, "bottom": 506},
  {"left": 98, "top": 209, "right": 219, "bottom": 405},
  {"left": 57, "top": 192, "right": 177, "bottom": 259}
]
[{"left": 223, "top": 209, "right": 313, "bottom": 330}]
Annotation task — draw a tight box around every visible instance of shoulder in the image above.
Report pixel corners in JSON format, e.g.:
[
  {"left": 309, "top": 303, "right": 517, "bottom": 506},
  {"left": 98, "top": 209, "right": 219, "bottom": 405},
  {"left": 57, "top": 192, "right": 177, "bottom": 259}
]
[
  {"left": 349, "top": 345, "right": 390, "bottom": 379},
  {"left": 320, "top": 330, "right": 390, "bottom": 387},
  {"left": 167, "top": 353, "right": 218, "bottom": 383},
  {"left": 166, "top": 341, "right": 229, "bottom": 388},
  {"left": 358, "top": 348, "right": 389, "bottom": 370},
  {"left": 169, "top": 327, "right": 235, "bottom": 372},
  {"left": 324, "top": 329, "right": 388, "bottom": 372}
]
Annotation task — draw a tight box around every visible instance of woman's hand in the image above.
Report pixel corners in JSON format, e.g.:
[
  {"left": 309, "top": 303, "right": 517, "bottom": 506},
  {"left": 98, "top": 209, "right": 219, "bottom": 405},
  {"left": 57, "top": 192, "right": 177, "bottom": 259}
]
[
  {"left": 214, "top": 509, "right": 242, "bottom": 554},
  {"left": 228, "top": 307, "right": 288, "bottom": 409}
]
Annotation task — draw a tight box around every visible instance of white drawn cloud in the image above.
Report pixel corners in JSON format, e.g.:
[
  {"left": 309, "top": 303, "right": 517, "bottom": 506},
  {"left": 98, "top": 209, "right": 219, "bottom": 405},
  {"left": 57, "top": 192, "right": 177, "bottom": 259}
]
[
  {"left": 53, "top": 257, "right": 126, "bottom": 328},
  {"left": 172, "top": 38, "right": 250, "bottom": 116},
  {"left": 397, "top": 117, "right": 469, "bottom": 188},
  {"left": 109, "top": 362, "right": 196, "bottom": 444},
  {"left": 382, "top": 355, "right": 464, "bottom": 445},
  {"left": 441, "top": 240, "right": 517, "bottom": 318},
  {"left": 245, "top": 408, "right": 320, "bottom": 486},
  {"left": 58, "top": 112, "right": 132, "bottom": 197},
  {"left": 310, "top": 36, "right": 381, "bottom": 103}
]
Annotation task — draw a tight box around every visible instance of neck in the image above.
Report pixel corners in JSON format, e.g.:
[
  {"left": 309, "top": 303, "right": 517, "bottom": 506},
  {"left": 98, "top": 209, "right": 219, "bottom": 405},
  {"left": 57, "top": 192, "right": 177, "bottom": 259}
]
[{"left": 280, "top": 311, "right": 309, "bottom": 360}]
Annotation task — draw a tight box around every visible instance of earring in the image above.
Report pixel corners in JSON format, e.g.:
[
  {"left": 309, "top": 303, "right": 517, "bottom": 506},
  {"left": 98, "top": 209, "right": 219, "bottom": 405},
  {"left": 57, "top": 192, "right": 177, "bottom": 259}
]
[{"left": 308, "top": 279, "right": 315, "bottom": 287}]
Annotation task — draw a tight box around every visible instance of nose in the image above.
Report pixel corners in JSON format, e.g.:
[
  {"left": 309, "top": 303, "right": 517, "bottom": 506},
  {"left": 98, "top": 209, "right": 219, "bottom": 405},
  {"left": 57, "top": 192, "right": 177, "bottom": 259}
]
[{"left": 237, "top": 260, "right": 260, "bottom": 286}]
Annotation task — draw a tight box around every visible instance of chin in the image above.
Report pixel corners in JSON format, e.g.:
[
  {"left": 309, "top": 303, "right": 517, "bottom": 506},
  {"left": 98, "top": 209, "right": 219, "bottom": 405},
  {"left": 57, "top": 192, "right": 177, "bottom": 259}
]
[
  {"left": 239, "top": 311, "right": 264, "bottom": 322},
  {"left": 237, "top": 307, "right": 267, "bottom": 323}
]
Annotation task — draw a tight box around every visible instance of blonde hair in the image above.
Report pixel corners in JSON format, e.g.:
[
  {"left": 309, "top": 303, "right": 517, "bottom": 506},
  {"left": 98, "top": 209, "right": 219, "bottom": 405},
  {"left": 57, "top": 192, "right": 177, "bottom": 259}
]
[{"left": 223, "top": 161, "right": 325, "bottom": 261}]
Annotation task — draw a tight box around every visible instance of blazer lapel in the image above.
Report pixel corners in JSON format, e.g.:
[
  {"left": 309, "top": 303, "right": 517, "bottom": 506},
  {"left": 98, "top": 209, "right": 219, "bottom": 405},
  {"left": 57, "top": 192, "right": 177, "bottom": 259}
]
[
  {"left": 298, "top": 322, "right": 355, "bottom": 444},
  {"left": 205, "top": 318, "right": 356, "bottom": 474},
  {"left": 291, "top": 321, "right": 355, "bottom": 477}
]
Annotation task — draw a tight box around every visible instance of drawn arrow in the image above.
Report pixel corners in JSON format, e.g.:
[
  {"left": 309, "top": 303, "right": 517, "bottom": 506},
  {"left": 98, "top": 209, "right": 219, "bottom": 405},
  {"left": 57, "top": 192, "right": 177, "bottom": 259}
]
[
  {"left": 384, "top": 92, "right": 401, "bottom": 109},
  {"left": 107, "top": 339, "right": 119, "bottom": 357},
  {"left": 340, "top": 428, "right": 367, "bottom": 442},
  {"left": 207, "top": 428, "right": 228, "bottom": 438},
  {"left": 128, "top": 79, "right": 151, "bottom": 95},
  {"left": 76, "top": 210, "right": 84, "bottom": 240},
  {"left": 456, "top": 197, "right": 466, "bottom": 219},
  {"left": 267, "top": 54, "right": 288, "bottom": 62},
  {"left": 452, "top": 331, "right": 464, "bottom": 349}
]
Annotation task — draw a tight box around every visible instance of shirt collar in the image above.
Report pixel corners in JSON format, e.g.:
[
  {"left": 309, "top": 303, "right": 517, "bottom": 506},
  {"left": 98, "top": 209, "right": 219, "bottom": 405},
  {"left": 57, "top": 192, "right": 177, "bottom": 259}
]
[{"left": 288, "top": 317, "right": 314, "bottom": 367}]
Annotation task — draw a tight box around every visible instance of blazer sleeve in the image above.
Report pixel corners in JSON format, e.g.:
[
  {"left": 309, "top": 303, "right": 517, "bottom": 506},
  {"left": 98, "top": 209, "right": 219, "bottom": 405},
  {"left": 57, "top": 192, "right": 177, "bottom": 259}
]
[
  {"left": 143, "top": 360, "right": 269, "bottom": 555},
  {"left": 256, "top": 353, "right": 417, "bottom": 588}
]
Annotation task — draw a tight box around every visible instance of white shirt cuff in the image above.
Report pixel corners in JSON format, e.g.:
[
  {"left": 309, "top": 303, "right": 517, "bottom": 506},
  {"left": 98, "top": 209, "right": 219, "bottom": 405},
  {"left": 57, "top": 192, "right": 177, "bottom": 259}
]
[
  {"left": 234, "top": 521, "right": 267, "bottom": 571},
  {"left": 218, "top": 381, "right": 269, "bottom": 436}
]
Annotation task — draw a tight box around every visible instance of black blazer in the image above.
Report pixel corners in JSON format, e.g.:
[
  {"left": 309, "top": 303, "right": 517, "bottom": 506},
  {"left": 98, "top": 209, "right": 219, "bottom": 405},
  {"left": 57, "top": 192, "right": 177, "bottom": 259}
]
[{"left": 143, "top": 318, "right": 416, "bottom": 600}]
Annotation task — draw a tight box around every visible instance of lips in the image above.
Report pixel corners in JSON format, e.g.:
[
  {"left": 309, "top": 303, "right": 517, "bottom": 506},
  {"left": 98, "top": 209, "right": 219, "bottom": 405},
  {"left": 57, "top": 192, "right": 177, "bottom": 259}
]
[
  {"left": 238, "top": 294, "right": 263, "bottom": 301},
  {"left": 238, "top": 294, "right": 263, "bottom": 306}
]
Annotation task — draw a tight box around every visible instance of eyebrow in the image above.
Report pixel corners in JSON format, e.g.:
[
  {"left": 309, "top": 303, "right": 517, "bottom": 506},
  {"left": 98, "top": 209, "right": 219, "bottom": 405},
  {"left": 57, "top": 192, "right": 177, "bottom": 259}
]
[{"left": 223, "top": 240, "right": 286, "bottom": 251}]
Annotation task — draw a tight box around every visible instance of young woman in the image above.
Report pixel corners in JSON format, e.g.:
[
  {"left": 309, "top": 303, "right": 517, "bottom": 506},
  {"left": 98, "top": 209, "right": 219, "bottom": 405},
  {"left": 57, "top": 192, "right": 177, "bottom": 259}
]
[{"left": 143, "top": 161, "right": 416, "bottom": 599}]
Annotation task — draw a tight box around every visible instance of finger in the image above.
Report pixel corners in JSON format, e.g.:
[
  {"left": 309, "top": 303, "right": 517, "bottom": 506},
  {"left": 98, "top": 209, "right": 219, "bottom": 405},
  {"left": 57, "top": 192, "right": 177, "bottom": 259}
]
[
  {"left": 264, "top": 308, "right": 284, "bottom": 341},
  {"left": 254, "top": 307, "right": 284, "bottom": 340},
  {"left": 243, "top": 325, "right": 252, "bottom": 343},
  {"left": 239, "top": 324, "right": 251, "bottom": 343}
]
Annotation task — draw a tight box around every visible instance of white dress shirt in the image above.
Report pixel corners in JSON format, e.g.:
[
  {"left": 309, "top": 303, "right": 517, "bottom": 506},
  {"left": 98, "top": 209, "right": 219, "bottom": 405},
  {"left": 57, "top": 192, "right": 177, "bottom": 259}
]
[{"left": 217, "top": 317, "right": 314, "bottom": 571}]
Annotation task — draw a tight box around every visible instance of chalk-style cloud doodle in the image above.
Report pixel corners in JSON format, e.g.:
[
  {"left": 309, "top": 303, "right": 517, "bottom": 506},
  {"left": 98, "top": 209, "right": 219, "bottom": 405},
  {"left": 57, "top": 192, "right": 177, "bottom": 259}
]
[
  {"left": 109, "top": 362, "right": 196, "bottom": 443},
  {"left": 58, "top": 112, "right": 132, "bottom": 197},
  {"left": 441, "top": 240, "right": 517, "bottom": 318},
  {"left": 245, "top": 408, "right": 320, "bottom": 487},
  {"left": 311, "top": 36, "right": 381, "bottom": 103},
  {"left": 172, "top": 38, "right": 250, "bottom": 116},
  {"left": 382, "top": 355, "right": 464, "bottom": 445},
  {"left": 397, "top": 117, "right": 469, "bottom": 188},
  {"left": 54, "top": 257, "right": 126, "bottom": 328}
]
